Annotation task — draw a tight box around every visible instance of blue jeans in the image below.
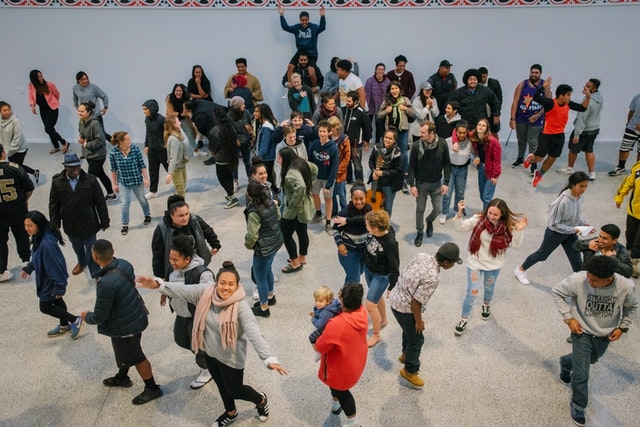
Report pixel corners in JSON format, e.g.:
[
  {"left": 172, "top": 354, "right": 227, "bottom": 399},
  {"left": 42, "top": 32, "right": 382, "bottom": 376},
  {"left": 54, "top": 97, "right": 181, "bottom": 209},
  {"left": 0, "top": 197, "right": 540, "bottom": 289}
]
[
  {"left": 396, "top": 130, "right": 409, "bottom": 174},
  {"left": 477, "top": 163, "right": 497, "bottom": 210},
  {"left": 522, "top": 228, "right": 582, "bottom": 273},
  {"left": 68, "top": 234, "right": 99, "bottom": 278},
  {"left": 442, "top": 165, "right": 468, "bottom": 216},
  {"left": 415, "top": 181, "right": 442, "bottom": 232},
  {"left": 332, "top": 181, "right": 347, "bottom": 217},
  {"left": 338, "top": 247, "right": 364, "bottom": 284},
  {"left": 392, "top": 308, "right": 424, "bottom": 374},
  {"left": 380, "top": 185, "right": 397, "bottom": 217},
  {"left": 560, "top": 332, "right": 610, "bottom": 411},
  {"left": 252, "top": 252, "right": 276, "bottom": 305},
  {"left": 364, "top": 265, "right": 390, "bottom": 304},
  {"left": 120, "top": 184, "right": 150, "bottom": 226},
  {"left": 461, "top": 268, "right": 501, "bottom": 318}
]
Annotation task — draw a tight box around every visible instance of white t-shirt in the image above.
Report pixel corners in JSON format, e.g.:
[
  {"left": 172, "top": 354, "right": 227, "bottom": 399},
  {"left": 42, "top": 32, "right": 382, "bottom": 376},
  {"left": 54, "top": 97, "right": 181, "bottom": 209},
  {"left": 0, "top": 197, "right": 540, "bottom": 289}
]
[{"left": 338, "top": 73, "right": 364, "bottom": 108}]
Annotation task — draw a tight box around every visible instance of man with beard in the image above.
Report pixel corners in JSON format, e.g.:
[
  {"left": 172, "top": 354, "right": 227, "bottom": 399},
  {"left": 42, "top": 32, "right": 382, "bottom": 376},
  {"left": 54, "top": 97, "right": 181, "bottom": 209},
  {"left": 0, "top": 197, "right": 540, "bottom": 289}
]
[{"left": 509, "top": 64, "right": 551, "bottom": 175}]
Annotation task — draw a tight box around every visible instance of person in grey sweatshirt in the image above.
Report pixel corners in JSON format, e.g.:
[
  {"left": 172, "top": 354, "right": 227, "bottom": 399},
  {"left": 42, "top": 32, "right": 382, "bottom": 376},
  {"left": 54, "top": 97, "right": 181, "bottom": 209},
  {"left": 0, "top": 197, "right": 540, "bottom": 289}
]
[
  {"left": 73, "top": 71, "right": 111, "bottom": 142},
  {"left": 558, "top": 79, "right": 603, "bottom": 180},
  {"left": 552, "top": 256, "right": 638, "bottom": 426},
  {"left": 0, "top": 101, "right": 38, "bottom": 180}
]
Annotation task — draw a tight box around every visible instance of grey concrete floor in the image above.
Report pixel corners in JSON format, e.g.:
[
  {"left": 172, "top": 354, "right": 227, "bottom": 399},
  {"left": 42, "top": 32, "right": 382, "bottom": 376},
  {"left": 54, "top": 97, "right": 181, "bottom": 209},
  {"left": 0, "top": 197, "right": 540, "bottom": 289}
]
[{"left": 1, "top": 141, "right": 638, "bottom": 427}]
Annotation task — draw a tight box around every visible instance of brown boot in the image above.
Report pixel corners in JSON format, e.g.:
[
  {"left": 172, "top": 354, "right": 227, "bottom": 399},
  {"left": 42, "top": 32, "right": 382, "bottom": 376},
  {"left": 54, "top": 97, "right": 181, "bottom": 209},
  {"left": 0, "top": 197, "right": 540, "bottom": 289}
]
[{"left": 72, "top": 263, "right": 85, "bottom": 275}]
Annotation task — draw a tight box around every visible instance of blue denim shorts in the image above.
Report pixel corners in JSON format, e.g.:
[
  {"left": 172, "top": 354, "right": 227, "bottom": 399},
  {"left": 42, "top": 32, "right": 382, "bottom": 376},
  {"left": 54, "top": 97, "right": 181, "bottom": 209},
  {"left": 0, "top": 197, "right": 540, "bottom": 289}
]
[{"left": 365, "top": 269, "right": 390, "bottom": 304}]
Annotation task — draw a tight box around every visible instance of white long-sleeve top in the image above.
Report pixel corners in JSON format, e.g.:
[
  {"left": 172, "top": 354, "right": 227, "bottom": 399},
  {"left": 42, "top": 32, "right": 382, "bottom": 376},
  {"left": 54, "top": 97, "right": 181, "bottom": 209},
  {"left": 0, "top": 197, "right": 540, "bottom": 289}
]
[{"left": 455, "top": 215, "right": 523, "bottom": 271}]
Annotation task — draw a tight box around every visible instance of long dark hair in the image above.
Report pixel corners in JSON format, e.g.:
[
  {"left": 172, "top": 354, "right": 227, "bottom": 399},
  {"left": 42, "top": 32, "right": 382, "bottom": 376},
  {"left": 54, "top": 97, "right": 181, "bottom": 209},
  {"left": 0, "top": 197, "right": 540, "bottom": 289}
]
[
  {"left": 29, "top": 70, "right": 49, "bottom": 95},
  {"left": 385, "top": 81, "right": 403, "bottom": 104},
  {"left": 25, "top": 211, "right": 64, "bottom": 250},
  {"left": 190, "top": 65, "right": 211, "bottom": 94},
  {"left": 256, "top": 104, "right": 278, "bottom": 127},
  {"left": 169, "top": 83, "right": 188, "bottom": 103},
  {"left": 213, "top": 108, "right": 238, "bottom": 161},
  {"left": 247, "top": 180, "right": 270, "bottom": 211},
  {"left": 560, "top": 171, "right": 590, "bottom": 195},
  {"left": 279, "top": 147, "right": 312, "bottom": 197}
]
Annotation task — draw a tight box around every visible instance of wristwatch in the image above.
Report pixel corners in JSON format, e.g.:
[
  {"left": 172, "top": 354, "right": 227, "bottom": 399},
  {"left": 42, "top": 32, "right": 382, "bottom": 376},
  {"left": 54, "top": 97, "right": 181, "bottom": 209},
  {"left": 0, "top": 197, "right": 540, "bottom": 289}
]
[{"left": 618, "top": 327, "right": 629, "bottom": 333}]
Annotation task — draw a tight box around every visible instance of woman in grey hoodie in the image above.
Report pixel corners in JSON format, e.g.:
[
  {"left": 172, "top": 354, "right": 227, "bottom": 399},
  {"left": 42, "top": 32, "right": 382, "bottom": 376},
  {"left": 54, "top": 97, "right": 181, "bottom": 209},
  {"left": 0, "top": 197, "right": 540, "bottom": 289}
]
[
  {"left": 77, "top": 101, "right": 115, "bottom": 200},
  {"left": 0, "top": 101, "right": 38, "bottom": 181}
]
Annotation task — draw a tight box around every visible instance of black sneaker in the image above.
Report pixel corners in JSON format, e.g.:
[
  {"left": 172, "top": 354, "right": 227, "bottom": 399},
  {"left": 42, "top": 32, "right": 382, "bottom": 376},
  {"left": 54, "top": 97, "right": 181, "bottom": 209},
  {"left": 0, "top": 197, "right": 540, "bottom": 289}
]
[
  {"left": 512, "top": 158, "right": 524, "bottom": 168},
  {"left": 426, "top": 221, "right": 434, "bottom": 237},
  {"left": 256, "top": 393, "right": 269, "bottom": 421},
  {"left": 34, "top": 170, "right": 40, "bottom": 184},
  {"left": 132, "top": 386, "right": 163, "bottom": 405},
  {"left": 106, "top": 193, "right": 117, "bottom": 201},
  {"left": 402, "top": 182, "right": 410, "bottom": 195},
  {"left": 103, "top": 375, "right": 133, "bottom": 388},
  {"left": 481, "top": 305, "right": 490, "bottom": 320},
  {"left": 608, "top": 167, "right": 626, "bottom": 177},
  {"left": 570, "top": 404, "right": 585, "bottom": 426},
  {"left": 203, "top": 157, "right": 216, "bottom": 165},
  {"left": 213, "top": 411, "right": 238, "bottom": 427},
  {"left": 268, "top": 295, "right": 277, "bottom": 306},
  {"left": 121, "top": 226, "right": 129, "bottom": 235},
  {"left": 414, "top": 233, "right": 423, "bottom": 247},
  {"left": 144, "top": 216, "right": 152, "bottom": 225},
  {"left": 251, "top": 304, "right": 271, "bottom": 318},
  {"left": 454, "top": 319, "right": 467, "bottom": 336},
  {"left": 560, "top": 359, "right": 571, "bottom": 385}
]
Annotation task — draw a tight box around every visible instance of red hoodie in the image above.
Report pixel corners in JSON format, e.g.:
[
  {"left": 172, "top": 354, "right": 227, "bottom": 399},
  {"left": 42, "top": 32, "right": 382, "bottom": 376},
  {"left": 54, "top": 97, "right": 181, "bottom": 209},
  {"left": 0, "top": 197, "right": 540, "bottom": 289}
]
[{"left": 316, "top": 305, "right": 368, "bottom": 390}]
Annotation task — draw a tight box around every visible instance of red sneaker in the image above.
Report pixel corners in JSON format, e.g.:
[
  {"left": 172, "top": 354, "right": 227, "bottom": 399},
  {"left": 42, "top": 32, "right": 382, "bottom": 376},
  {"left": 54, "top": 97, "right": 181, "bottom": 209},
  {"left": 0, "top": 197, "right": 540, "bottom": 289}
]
[
  {"left": 532, "top": 170, "right": 543, "bottom": 188},
  {"left": 523, "top": 154, "right": 533, "bottom": 169}
]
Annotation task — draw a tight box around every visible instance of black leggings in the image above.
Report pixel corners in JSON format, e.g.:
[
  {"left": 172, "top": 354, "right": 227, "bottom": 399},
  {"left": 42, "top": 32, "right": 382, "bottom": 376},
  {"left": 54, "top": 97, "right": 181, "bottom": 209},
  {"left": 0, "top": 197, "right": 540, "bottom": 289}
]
[
  {"left": 147, "top": 149, "right": 168, "bottom": 194},
  {"left": 39, "top": 106, "right": 66, "bottom": 149},
  {"left": 280, "top": 217, "right": 309, "bottom": 259},
  {"left": 216, "top": 163, "right": 236, "bottom": 196},
  {"left": 8, "top": 151, "right": 36, "bottom": 176},
  {"left": 330, "top": 387, "right": 356, "bottom": 417},
  {"left": 87, "top": 158, "right": 114, "bottom": 195},
  {"left": 263, "top": 160, "right": 279, "bottom": 194},
  {"left": 205, "top": 354, "right": 262, "bottom": 413},
  {"left": 39, "top": 298, "right": 77, "bottom": 325}
]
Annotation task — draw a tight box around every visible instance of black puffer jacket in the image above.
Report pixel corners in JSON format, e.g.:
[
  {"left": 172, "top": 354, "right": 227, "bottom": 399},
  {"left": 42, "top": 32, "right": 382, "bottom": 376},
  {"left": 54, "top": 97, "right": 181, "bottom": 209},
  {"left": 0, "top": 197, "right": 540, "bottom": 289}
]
[
  {"left": 49, "top": 169, "right": 110, "bottom": 236},
  {"left": 85, "top": 258, "right": 148, "bottom": 337}
]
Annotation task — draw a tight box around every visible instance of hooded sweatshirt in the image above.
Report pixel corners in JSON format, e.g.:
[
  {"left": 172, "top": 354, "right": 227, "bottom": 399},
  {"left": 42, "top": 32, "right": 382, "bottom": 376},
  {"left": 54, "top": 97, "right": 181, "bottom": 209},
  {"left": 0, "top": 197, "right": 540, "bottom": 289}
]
[
  {"left": 143, "top": 99, "right": 166, "bottom": 152},
  {"left": 573, "top": 90, "right": 603, "bottom": 136},
  {"left": 308, "top": 138, "right": 339, "bottom": 188},
  {"left": 0, "top": 114, "right": 28, "bottom": 157},
  {"left": 79, "top": 115, "right": 107, "bottom": 161},
  {"left": 316, "top": 305, "right": 368, "bottom": 390}
]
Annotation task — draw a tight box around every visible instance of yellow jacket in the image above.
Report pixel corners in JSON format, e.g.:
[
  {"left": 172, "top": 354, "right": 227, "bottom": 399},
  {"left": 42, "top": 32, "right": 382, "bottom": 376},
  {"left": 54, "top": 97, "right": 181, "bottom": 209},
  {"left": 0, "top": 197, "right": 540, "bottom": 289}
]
[{"left": 614, "top": 161, "right": 640, "bottom": 220}]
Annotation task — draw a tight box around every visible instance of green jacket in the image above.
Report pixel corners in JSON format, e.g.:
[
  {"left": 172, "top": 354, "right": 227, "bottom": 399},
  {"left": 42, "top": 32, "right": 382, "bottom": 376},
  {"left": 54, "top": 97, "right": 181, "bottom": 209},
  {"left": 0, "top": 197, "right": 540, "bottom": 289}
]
[{"left": 282, "top": 162, "right": 317, "bottom": 223}]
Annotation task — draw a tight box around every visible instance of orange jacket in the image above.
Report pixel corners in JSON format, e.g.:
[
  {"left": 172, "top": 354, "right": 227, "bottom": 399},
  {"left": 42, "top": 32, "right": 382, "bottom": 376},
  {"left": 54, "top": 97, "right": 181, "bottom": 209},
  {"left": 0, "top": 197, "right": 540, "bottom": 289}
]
[{"left": 334, "top": 133, "right": 351, "bottom": 183}]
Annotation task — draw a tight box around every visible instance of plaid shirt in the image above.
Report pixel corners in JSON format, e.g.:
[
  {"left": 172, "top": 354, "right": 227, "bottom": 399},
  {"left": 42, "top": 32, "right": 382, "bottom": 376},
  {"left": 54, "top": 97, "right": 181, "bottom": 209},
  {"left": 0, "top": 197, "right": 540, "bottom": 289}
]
[{"left": 109, "top": 144, "right": 146, "bottom": 188}]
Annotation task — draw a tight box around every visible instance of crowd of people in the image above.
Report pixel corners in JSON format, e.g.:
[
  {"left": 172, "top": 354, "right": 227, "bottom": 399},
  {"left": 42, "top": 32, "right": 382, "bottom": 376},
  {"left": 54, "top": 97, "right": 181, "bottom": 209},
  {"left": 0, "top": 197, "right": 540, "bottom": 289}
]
[{"left": 1, "top": 6, "right": 640, "bottom": 427}]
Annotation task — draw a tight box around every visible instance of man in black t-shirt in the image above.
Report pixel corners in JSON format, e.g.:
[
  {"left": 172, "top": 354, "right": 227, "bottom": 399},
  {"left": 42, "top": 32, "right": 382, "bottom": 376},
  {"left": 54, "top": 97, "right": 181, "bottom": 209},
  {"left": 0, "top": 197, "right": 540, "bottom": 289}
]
[{"left": 0, "top": 143, "right": 34, "bottom": 282}]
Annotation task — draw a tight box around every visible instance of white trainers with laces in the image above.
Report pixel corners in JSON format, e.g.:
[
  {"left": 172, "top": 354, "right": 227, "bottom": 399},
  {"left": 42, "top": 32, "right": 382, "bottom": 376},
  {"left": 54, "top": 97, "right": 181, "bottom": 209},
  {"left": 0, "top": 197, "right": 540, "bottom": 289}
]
[
  {"left": 438, "top": 214, "right": 447, "bottom": 225},
  {"left": 0, "top": 270, "right": 14, "bottom": 282},
  {"left": 514, "top": 267, "right": 530, "bottom": 285},
  {"left": 557, "top": 167, "right": 574, "bottom": 175}
]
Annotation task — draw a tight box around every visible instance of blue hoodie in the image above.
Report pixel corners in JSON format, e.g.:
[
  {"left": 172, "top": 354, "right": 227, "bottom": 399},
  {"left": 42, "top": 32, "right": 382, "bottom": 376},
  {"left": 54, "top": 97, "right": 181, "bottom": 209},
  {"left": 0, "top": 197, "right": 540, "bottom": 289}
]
[
  {"left": 308, "top": 138, "right": 339, "bottom": 189},
  {"left": 22, "top": 231, "right": 68, "bottom": 302}
]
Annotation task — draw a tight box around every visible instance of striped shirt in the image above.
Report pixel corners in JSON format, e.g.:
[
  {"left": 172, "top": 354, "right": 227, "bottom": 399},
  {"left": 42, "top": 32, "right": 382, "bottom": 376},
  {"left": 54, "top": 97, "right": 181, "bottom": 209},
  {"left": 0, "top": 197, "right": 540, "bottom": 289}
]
[{"left": 109, "top": 144, "right": 146, "bottom": 188}]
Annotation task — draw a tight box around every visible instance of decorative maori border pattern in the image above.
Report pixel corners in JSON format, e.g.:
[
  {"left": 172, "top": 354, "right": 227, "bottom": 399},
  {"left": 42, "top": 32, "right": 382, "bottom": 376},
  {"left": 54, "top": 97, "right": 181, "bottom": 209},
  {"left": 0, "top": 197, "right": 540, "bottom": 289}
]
[{"left": 1, "top": 0, "right": 638, "bottom": 8}]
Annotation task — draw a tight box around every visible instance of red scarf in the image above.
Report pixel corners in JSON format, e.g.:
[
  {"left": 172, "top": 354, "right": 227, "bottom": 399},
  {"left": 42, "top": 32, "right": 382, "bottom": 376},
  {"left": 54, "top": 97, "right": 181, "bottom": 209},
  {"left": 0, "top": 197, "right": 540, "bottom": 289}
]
[{"left": 468, "top": 216, "right": 512, "bottom": 258}]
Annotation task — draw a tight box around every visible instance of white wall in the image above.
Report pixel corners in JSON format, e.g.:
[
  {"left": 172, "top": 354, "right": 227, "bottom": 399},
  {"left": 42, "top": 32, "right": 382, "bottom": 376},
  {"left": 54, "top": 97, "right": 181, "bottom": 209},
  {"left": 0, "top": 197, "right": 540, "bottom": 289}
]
[{"left": 0, "top": 5, "right": 638, "bottom": 143}]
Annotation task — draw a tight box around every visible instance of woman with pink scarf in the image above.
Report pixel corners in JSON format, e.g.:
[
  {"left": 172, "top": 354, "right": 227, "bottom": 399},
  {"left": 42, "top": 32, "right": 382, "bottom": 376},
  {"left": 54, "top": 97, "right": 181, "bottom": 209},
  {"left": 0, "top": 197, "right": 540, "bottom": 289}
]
[{"left": 136, "top": 261, "right": 287, "bottom": 427}]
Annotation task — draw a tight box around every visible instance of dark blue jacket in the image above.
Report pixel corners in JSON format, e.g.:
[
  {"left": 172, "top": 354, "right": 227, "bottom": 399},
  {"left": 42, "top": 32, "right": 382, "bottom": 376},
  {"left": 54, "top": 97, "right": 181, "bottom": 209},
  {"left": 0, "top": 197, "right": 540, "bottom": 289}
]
[
  {"left": 85, "top": 258, "right": 148, "bottom": 337},
  {"left": 22, "top": 231, "right": 68, "bottom": 302},
  {"left": 309, "top": 298, "right": 341, "bottom": 343}
]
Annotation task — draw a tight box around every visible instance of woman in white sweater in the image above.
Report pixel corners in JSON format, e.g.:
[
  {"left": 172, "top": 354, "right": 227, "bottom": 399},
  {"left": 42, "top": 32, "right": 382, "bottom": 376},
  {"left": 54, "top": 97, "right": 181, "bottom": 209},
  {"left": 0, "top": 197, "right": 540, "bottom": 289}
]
[{"left": 453, "top": 198, "right": 528, "bottom": 336}]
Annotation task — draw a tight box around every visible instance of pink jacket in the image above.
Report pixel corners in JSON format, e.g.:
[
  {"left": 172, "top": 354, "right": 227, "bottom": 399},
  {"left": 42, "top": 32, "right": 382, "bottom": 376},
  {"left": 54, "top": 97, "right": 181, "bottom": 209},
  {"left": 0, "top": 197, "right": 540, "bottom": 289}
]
[{"left": 28, "top": 81, "right": 60, "bottom": 110}]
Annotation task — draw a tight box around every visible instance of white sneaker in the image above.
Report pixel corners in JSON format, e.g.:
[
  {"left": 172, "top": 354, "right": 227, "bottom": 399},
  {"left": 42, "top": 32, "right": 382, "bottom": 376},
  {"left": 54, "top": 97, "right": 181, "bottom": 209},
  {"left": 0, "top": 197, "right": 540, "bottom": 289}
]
[
  {"left": 438, "top": 214, "right": 447, "bottom": 225},
  {"left": 145, "top": 192, "right": 158, "bottom": 200},
  {"left": 588, "top": 172, "right": 596, "bottom": 181},
  {"left": 557, "top": 167, "right": 574, "bottom": 175},
  {"left": 513, "top": 267, "right": 530, "bottom": 285},
  {"left": 253, "top": 289, "right": 259, "bottom": 301},
  {"left": 190, "top": 368, "right": 212, "bottom": 389},
  {"left": 0, "top": 270, "right": 13, "bottom": 282}
]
